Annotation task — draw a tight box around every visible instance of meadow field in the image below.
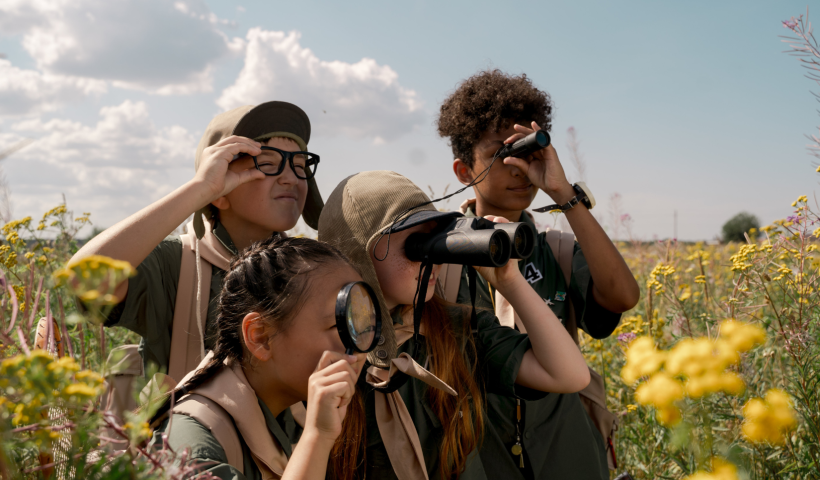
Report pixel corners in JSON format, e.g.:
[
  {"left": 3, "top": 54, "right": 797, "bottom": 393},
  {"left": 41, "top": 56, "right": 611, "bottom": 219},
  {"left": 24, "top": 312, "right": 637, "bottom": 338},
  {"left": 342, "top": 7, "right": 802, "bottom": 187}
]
[{"left": 1, "top": 8, "right": 819, "bottom": 480}]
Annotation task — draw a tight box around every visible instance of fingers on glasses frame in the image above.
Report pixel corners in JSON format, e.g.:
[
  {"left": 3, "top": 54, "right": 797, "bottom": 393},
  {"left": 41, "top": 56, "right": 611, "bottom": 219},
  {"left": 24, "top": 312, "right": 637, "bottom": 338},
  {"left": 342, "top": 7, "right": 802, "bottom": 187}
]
[{"left": 244, "top": 146, "right": 319, "bottom": 180}]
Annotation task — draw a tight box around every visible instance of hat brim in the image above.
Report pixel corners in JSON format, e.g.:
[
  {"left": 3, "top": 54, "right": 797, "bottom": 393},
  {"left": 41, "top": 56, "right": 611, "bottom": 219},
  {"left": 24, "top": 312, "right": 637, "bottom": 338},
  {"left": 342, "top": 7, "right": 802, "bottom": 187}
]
[{"left": 382, "top": 210, "right": 463, "bottom": 234}]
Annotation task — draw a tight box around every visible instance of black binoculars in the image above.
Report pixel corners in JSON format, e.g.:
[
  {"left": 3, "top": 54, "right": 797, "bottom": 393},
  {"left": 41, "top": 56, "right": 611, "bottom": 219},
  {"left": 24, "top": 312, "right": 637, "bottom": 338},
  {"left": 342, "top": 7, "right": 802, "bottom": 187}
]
[
  {"left": 405, "top": 217, "right": 535, "bottom": 267},
  {"left": 495, "top": 130, "right": 551, "bottom": 160}
]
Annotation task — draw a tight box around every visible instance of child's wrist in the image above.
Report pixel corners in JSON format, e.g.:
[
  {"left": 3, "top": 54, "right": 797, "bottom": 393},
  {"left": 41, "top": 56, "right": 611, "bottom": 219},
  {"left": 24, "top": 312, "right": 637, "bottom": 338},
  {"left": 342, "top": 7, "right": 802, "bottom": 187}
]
[
  {"left": 184, "top": 178, "right": 221, "bottom": 205},
  {"left": 545, "top": 181, "right": 576, "bottom": 205},
  {"left": 300, "top": 427, "right": 337, "bottom": 451},
  {"left": 493, "top": 271, "right": 527, "bottom": 297}
]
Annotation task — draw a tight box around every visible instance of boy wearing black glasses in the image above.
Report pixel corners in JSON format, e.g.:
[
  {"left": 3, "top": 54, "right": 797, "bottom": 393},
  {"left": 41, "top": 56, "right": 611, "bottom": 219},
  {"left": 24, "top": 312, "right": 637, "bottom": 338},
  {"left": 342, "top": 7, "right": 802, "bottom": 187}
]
[
  {"left": 437, "top": 70, "right": 639, "bottom": 479},
  {"left": 71, "top": 101, "right": 322, "bottom": 382}
]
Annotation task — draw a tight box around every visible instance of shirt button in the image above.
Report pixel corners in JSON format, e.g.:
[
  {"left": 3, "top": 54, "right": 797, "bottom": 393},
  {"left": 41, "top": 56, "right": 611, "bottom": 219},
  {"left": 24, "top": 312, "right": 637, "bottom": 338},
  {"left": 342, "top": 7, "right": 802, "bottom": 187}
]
[
  {"left": 524, "top": 432, "right": 531, "bottom": 440},
  {"left": 375, "top": 349, "right": 388, "bottom": 359},
  {"left": 377, "top": 335, "right": 386, "bottom": 346}
]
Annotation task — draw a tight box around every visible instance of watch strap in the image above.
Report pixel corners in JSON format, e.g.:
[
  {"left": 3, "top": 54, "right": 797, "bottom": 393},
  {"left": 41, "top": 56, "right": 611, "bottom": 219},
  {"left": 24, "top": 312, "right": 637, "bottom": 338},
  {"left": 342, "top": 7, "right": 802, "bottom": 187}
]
[{"left": 533, "top": 184, "right": 589, "bottom": 213}]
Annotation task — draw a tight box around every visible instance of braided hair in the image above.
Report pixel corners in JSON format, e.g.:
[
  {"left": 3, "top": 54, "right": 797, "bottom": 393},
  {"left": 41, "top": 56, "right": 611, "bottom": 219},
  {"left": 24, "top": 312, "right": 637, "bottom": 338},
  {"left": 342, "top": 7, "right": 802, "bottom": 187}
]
[
  {"left": 153, "top": 234, "right": 368, "bottom": 479},
  {"left": 176, "top": 234, "right": 353, "bottom": 396}
]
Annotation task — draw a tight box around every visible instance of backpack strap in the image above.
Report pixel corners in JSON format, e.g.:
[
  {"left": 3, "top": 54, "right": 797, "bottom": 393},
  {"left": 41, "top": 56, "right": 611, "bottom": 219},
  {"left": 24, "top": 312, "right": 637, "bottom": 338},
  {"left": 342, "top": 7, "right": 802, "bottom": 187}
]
[
  {"left": 169, "top": 231, "right": 212, "bottom": 382},
  {"left": 544, "top": 229, "right": 579, "bottom": 344},
  {"left": 173, "top": 393, "right": 245, "bottom": 475}
]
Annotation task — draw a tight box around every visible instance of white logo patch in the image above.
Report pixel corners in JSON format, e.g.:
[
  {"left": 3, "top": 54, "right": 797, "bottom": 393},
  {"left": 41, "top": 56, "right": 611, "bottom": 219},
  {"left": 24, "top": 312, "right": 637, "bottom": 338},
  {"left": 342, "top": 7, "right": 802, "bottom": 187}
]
[{"left": 523, "top": 262, "right": 543, "bottom": 284}]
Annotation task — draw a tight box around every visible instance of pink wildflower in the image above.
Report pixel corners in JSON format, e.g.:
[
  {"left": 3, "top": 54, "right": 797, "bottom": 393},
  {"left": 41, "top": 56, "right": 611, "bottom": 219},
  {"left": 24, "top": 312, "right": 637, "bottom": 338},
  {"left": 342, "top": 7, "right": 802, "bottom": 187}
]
[{"left": 783, "top": 17, "right": 799, "bottom": 31}]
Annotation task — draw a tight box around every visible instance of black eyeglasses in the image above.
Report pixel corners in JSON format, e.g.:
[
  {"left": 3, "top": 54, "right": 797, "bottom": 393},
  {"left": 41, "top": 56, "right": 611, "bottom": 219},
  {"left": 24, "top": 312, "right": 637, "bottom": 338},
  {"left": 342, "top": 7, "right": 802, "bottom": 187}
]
[{"left": 246, "top": 146, "right": 320, "bottom": 180}]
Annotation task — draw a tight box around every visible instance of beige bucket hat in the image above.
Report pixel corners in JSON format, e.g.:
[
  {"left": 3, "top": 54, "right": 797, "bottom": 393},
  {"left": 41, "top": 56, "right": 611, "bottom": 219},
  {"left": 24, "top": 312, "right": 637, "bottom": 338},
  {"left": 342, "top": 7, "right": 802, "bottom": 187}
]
[
  {"left": 192, "top": 101, "right": 323, "bottom": 238},
  {"left": 317, "top": 170, "right": 461, "bottom": 367}
]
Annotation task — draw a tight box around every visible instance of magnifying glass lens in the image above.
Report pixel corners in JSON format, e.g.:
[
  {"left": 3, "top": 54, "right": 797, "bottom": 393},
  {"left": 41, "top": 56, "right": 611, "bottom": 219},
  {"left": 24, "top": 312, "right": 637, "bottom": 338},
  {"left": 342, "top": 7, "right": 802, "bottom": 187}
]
[{"left": 346, "top": 283, "right": 378, "bottom": 351}]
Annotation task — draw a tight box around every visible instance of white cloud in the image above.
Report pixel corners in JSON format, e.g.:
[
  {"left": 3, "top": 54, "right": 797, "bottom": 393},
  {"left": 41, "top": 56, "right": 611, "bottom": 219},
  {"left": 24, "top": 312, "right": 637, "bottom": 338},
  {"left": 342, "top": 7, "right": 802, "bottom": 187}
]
[
  {"left": 1, "top": 0, "right": 237, "bottom": 94},
  {"left": 218, "top": 29, "right": 424, "bottom": 141},
  {"left": 3, "top": 101, "right": 197, "bottom": 227},
  {"left": 0, "top": 59, "right": 106, "bottom": 117}
]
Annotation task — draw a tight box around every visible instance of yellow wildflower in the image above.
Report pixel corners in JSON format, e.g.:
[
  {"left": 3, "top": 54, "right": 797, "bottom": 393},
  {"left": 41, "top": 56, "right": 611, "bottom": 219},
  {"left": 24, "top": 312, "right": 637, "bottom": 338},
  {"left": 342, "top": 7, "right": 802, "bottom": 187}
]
[
  {"left": 719, "top": 319, "right": 766, "bottom": 353},
  {"left": 635, "top": 373, "right": 684, "bottom": 408},
  {"left": 64, "top": 383, "right": 99, "bottom": 398},
  {"left": 683, "top": 458, "right": 738, "bottom": 480},
  {"left": 621, "top": 337, "right": 666, "bottom": 385},
  {"left": 742, "top": 389, "right": 797, "bottom": 445}
]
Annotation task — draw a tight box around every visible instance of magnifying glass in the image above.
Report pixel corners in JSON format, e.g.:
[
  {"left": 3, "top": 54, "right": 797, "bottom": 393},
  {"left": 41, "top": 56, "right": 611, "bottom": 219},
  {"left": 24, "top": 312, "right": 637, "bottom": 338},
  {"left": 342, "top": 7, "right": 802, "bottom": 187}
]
[{"left": 335, "top": 281, "right": 382, "bottom": 355}]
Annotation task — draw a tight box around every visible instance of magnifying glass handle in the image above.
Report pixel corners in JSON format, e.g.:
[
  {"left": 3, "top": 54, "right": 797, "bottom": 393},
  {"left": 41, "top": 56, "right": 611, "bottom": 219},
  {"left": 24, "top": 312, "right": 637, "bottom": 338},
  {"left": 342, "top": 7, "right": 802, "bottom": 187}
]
[{"left": 345, "top": 348, "right": 353, "bottom": 356}]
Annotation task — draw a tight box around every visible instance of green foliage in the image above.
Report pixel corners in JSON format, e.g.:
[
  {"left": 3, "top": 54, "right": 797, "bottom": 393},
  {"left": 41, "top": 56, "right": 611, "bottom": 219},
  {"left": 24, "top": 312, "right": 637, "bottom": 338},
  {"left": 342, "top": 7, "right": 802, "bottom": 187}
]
[{"left": 722, "top": 212, "right": 760, "bottom": 243}]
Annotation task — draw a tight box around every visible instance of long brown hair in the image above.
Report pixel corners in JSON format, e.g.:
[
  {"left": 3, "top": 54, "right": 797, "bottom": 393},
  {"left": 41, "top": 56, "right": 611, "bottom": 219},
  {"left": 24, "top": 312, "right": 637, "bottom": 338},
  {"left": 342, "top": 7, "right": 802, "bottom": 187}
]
[
  {"left": 172, "top": 235, "right": 367, "bottom": 477},
  {"left": 395, "top": 294, "right": 486, "bottom": 479}
]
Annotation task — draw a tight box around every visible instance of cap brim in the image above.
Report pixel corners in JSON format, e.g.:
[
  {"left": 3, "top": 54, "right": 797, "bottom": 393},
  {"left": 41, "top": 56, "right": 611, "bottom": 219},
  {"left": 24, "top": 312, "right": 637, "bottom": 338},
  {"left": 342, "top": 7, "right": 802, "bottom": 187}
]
[{"left": 382, "top": 210, "right": 463, "bottom": 234}]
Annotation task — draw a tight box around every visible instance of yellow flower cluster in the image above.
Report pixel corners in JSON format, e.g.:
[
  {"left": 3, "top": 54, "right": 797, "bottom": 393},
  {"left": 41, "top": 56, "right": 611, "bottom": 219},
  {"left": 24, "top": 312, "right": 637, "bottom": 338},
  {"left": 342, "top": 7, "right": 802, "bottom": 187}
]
[
  {"left": 741, "top": 389, "right": 797, "bottom": 445},
  {"left": 729, "top": 244, "right": 758, "bottom": 272},
  {"left": 683, "top": 458, "right": 738, "bottom": 480},
  {"left": 621, "top": 320, "right": 765, "bottom": 425},
  {"left": 647, "top": 263, "right": 676, "bottom": 293},
  {"left": 41, "top": 204, "right": 67, "bottom": 220},
  {"left": 1, "top": 216, "right": 32, "bottom": 236},
  {"left": 0, "top": 351, "right": 103, "bottom": 447},
  {"left": 621, "top": 337, "right": 665, "bottom": 385},
  {"left": 791, "top": 195, "right": 808, "bottom": 207},
  {"left": 54, "top": 255, "right": 135, "bottom": 310}
]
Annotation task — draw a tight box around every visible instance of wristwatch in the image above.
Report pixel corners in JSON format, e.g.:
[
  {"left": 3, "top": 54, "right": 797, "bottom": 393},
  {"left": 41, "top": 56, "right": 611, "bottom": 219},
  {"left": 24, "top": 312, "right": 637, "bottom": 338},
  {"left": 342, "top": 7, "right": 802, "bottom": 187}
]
[{"left": 533, "top": 182, "right": 596, "bottom": 213}]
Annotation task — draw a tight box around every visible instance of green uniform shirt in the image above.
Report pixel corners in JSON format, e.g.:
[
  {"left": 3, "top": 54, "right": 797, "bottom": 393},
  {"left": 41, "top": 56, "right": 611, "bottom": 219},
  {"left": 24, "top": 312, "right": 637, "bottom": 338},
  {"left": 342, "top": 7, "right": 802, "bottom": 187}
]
[
  {"left": 457, "top": 209, "right": 621, "bottom": 480},
  {"left": 104, "top": 222, "right": 239, "bottom": 373},
  {"left": 152, "top": 397, "right": 301, "bottom": 480},
  {"left": 362, "top": 306, "right": 545, "bottom": 480}
]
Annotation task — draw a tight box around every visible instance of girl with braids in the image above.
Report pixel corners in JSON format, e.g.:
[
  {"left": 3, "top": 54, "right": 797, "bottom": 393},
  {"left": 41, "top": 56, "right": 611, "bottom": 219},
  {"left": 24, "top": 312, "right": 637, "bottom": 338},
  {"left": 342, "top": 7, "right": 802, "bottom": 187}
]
[
  {"left": 150, "top": 235, "right": 369, "bottom": 480},
  {"left": 317, "top": 171, "right": 590, "bottom": 479}
]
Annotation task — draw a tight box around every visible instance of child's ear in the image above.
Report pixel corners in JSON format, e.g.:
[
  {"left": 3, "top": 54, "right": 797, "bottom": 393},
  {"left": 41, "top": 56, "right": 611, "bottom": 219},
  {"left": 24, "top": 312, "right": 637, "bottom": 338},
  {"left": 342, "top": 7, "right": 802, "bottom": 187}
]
[
  {"left": 242, "top": 313, "right": 273, "bottom": 361},
  {"left": 212, "top": 196, "right": 230, "bottom": 210},
  {"left": 453, "top": 159, "right": 474, "bottom": 186}
]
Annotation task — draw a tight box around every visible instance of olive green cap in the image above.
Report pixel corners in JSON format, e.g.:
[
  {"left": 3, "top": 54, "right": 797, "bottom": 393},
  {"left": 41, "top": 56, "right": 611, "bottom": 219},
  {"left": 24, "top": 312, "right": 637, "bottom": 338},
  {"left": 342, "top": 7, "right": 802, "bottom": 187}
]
[
  {"left": 318, "top": 171, "right": 440, "bottom": 367},
  {"left": 192, "top": 101, "right": 323, "bottom": 238}
]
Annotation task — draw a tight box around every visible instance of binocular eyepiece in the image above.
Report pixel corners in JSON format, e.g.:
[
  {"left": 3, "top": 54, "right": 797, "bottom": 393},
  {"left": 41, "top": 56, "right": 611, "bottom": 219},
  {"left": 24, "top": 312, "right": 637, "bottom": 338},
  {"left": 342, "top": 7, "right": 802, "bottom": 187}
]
[
  {"left": 405, "top": 217, "right": 535, "bottom": 267},
  {"left": 495, "top": 130, "right": 551, "bottom": 160}
]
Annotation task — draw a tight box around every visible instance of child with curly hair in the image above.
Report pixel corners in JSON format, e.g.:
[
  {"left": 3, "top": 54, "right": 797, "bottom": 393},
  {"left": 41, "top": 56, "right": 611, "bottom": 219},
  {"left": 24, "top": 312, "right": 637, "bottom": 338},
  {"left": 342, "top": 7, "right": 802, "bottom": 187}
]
[{"left": 437, "top": 69, "right": 640, "bottom": 479}]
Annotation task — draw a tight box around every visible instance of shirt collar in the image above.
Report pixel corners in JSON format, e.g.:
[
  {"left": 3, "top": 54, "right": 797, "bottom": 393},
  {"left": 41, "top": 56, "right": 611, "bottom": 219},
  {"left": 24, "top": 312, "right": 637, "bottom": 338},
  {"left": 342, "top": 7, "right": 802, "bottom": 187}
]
[
  {"left": 258, "top": 398, "right": 293, "bottom": 458},
  {"left": 463, "top": 204, "right": 535, "bottom": 228},
  {"left": 212, "top": 221, "right": 239, "bottom": 256}
]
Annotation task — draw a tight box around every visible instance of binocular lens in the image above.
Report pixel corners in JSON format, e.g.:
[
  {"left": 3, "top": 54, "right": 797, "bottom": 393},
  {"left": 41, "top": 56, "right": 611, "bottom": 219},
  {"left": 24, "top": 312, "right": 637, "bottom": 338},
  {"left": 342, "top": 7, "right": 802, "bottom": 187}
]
[
  {"left": 488, "top": 232, "right": 506, "bottom": 265},
  {"left": 493, "top": 222, "right": 535, "bottom": 259}
]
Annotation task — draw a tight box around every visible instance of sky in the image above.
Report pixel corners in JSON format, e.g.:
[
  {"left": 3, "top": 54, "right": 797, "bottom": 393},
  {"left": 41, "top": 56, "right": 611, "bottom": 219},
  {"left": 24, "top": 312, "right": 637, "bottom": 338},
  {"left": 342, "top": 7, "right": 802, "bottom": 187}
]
[{"left": 0, "top": 0, "right": 816, "bottom": 240}]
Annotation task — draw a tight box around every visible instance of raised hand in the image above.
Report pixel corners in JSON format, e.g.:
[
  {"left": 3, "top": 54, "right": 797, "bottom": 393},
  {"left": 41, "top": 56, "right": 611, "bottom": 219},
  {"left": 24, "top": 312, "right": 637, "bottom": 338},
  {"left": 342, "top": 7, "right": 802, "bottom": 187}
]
[
  {"left": 304, "top": 351, "right": 361, "bottom": 441},
  {"left": 474, "top": 215, "right": 522, "bottom": 292},
  {"left": 193, "top": 135, "right": 267, "bottom": 201},
  {"left": 501, "top": 122, "right": 576, "bottom": 204}
]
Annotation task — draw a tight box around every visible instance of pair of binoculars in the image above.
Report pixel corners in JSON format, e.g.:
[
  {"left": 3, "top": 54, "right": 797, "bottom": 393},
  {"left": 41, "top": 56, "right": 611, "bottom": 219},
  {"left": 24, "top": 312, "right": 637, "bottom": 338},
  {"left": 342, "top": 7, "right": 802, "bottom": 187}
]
[{"left": 405, "top": 217, "right": 535, "bottom": 267}]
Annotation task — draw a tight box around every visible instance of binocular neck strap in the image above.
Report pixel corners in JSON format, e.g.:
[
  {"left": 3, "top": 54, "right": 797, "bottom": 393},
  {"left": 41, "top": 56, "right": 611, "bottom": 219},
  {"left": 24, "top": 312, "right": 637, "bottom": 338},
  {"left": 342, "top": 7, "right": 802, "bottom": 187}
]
[
  {"left": 467, "top": 266, "right": 479, "bottom": 331},
  {"left": 411, "top": 260, "right": 435, "bottom": 358}
]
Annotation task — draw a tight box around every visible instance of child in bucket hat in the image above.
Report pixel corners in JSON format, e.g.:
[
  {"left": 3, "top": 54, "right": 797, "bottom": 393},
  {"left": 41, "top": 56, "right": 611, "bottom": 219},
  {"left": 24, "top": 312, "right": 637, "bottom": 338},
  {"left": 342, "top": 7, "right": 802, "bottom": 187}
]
[
  {"left": 317, "top": 170, "right": 589, "bottom": 479},
  {"left": 71, "top": 101, "right": 324, "bottom": 382}
]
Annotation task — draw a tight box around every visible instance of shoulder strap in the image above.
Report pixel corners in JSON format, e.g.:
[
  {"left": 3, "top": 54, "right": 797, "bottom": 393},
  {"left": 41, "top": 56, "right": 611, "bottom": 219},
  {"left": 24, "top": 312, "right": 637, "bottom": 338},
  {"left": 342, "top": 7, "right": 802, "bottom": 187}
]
[
  {"left": 173, "top": 394, "right": 244, "bottom": 474},
  {"left": 544, "top": 229, "right": 580, "bottom": 344},
  {"left": 169, "top": 232, "right": 212, "bottom": 382}
]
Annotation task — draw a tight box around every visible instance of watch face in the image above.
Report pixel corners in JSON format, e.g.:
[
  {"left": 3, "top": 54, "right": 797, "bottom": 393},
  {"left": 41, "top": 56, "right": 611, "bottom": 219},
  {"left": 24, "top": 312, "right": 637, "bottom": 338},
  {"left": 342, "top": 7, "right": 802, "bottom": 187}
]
[{"left": 575, "top": 182, "right": 596, "bottom": 209}]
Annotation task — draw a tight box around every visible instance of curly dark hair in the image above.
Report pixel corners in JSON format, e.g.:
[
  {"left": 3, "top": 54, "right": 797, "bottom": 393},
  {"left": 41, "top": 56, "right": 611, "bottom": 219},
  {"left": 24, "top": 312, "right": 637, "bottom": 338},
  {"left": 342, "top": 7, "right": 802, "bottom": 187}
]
[{"left": 436, "top": 69, "right": 553, "bottom": 167}]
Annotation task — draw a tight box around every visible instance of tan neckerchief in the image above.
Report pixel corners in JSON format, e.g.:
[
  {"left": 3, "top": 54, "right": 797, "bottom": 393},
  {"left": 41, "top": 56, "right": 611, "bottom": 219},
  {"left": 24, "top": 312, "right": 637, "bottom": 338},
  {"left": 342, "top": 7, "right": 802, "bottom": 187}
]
[
  {"left": 175, "top": 353, "right": 288, "bottom": 480},
  {"left": 366, "top": 314, "right": 457, "bottom": 480},
  {"left": 168, "top": 220, "right": 233, "bottom": 382}
]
